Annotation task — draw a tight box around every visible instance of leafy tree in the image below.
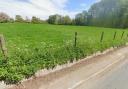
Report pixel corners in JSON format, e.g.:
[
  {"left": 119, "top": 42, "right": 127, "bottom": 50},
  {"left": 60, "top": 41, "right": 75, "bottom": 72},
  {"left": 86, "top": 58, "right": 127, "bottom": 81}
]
[
  {"left": 9, "top": 18, "right": 15, "bottom": 23},
  {"left": 31, "top": 16, "right": 46, "bottom": 24},
  {"left": 71, "top": 19, "right": 76, "bottom": 25},
  {"left": 15, "top": 15, "right": 24, "bottom": 22},
  {"left": 75, "top": 11, "right": 88, "bottom": 26},
  {"left": 0, "top": 12, "right": 10, "bottom": 23},
  {"left": 88, "top": 0, "right": 128, "bottom": 28},
  {"left": 31, "top": 16, "right": 40, "bottom": 24},
  {"left": 48, "top": 14, "right": 62, "bottom": 25},
  {"left": 62, "top": 16, "right": 72, "bottom": 25}
]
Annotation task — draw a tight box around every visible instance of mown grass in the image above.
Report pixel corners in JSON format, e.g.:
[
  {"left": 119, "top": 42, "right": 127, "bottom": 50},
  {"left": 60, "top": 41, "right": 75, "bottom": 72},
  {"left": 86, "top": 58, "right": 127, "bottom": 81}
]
[{"left": 0, "top": 23, "right": 128, "bottom": 84}]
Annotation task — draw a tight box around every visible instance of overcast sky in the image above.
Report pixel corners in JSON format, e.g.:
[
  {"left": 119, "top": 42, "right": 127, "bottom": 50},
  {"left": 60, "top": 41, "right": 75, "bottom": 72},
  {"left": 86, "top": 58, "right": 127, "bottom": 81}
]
[{"left": 0, "top": 0, "right": 100, "bottom": 19}]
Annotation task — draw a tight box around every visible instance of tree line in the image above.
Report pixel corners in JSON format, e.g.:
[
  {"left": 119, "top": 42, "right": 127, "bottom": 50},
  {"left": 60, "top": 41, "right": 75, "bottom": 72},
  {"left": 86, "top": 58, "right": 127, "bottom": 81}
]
[
  {"left": 0, "top": 0, "right": 128, "bottom": 28},
  {"left": 0, "top": 12, "right": 47, "bottom": 24},
  {"left": 47, "top": 0, "right": 128, "bottom": 28},
  {"left": 88, "top": 0, "right": 128, "bottom": 28},
  {"left": 47, "top": 11, "right": 88, "bottom": 26}
]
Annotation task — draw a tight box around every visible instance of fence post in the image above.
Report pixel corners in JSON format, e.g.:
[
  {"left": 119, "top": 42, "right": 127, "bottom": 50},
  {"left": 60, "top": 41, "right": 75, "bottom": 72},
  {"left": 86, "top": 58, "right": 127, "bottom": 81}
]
[
  {"left": 113, "top": 31, "right": 117, "bottom": 40},
  {"left": 74, "top": 32, "right": 78, "bottom": 60},
  {"left": 121, "top": 31, "right": 125, "bottom": 39},
  {"left": 74, "top": 32, "right": 77, "bottom": 47},
  {"left": 0, "top": 34, "right": 7, "bottom": 60},
  {"left": 100, "top": 32, "right": 104, "bottom": 42}
]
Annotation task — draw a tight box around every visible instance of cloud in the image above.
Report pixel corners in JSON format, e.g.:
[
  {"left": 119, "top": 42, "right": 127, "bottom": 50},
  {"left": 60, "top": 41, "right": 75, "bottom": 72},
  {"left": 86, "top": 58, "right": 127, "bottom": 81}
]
[
  {"left": 0, "top": 0, "right": 79, "bottom": 19},
  {"left": 95, "top": 0, "right": 101, "bottom": 2},
  {"left": 0, "top": 0, "right": 101, "bottom": 19},
  {"left": 80, "top": 3, "right": 87, "bottom": 7}
]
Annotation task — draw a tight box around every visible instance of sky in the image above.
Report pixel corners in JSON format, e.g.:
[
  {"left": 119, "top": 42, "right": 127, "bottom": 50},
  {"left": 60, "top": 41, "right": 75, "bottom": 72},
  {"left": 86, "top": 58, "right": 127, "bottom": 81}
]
[{"left": 0, "top": 0, "right": 100, "bottom": 19}]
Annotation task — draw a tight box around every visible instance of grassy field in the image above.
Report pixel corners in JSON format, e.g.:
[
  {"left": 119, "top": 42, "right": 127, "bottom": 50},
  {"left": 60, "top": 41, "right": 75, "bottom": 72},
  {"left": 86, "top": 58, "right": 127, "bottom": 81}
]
[{"left": 0, "top": 23, "right": 128, "bottom": 84}]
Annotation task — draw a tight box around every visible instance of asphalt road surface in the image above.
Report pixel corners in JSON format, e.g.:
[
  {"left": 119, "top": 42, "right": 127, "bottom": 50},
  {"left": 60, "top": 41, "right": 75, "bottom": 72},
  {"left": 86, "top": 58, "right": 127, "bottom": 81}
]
[{"left": 75, "top": 53, "right": 128, "bottom": 89}]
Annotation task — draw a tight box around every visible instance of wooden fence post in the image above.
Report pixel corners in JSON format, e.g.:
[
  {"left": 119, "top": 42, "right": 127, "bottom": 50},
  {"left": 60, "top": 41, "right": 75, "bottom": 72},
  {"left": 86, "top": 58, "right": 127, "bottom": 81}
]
[
  {"left": 113, "top": 32, "right": 117, "bottom": 40},
  {"left": 100, "top": 32, "right": 104, "bottom": 42},
  {"left": 74, "top": 32, "right": 78, "bottom": 60},
  {"left": 74, "top": 32, "right": 77, "bottom": 47},
  {"left": 0, "top": 34, "right": 7, "bottom": 60}
]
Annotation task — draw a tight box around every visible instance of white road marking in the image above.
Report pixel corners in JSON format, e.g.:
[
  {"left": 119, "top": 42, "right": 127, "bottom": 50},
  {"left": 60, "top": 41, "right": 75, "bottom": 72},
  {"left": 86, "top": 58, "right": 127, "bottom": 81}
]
[{"left": 68, "top": 55, "right": 125, "bottom": 89}]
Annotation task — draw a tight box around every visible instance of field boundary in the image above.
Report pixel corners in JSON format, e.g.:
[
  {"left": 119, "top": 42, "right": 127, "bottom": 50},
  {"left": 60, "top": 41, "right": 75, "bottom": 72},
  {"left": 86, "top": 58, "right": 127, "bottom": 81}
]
[
  {"left": 34, "top": 45, "right": 127, "bottom": 79},
  {"left": 7, "top": 44, "right": 128, "bottom": 89}
]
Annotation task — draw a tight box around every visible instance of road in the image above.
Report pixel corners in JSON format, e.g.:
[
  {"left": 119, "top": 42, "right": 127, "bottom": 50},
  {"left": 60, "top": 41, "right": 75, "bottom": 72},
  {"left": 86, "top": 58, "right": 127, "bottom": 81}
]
[
  {"left": 7, "top": 46, "right": 128, "bottom": 89},
  {"left": 75, "top": 52, "right": 128, "bottom": 89}
]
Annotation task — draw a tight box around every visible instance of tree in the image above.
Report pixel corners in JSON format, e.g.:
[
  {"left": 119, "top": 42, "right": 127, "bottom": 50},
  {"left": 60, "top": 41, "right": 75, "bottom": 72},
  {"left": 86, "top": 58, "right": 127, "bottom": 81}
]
[
  {"left": 63, "top": 16, "right": 72, "bottom": 25},
  {"left": 48, "top": 14, "right": 62, "bottom": 25},
  {"left": 9, "top": 18, "right": 14, "bottom": 23},
  {"left": 0, "top": 12, "right": 10, "bottom": 23},
  {"left": 48, "top": 14, "right": 72, "bottom": 25},
  {"left": 75, "top": 11, "right": 88, "bottom": 26},
  {"left": 15, "top": 15, "right": 24, "bottom": 22},
  {"left": 31, "top": 16, "right": 41, "bottom": 24},
  {"left": 71, "top": 19, "right": 76, "bottom": 25},
  {"left": 88, "top": 0, "right": 128, "bottom": 28},
  {"left": 48, "top": 15, "right": 55, "bottom": 24},
  {"left": 121, "top": 13, "right": 128, "bottom": 28}
]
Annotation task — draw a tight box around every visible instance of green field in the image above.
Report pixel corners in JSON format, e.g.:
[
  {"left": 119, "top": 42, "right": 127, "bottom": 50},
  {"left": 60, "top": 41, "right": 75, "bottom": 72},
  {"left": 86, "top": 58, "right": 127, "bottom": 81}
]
[{"left": 0, "top": 23, "right": 128, "bottom": 84}]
